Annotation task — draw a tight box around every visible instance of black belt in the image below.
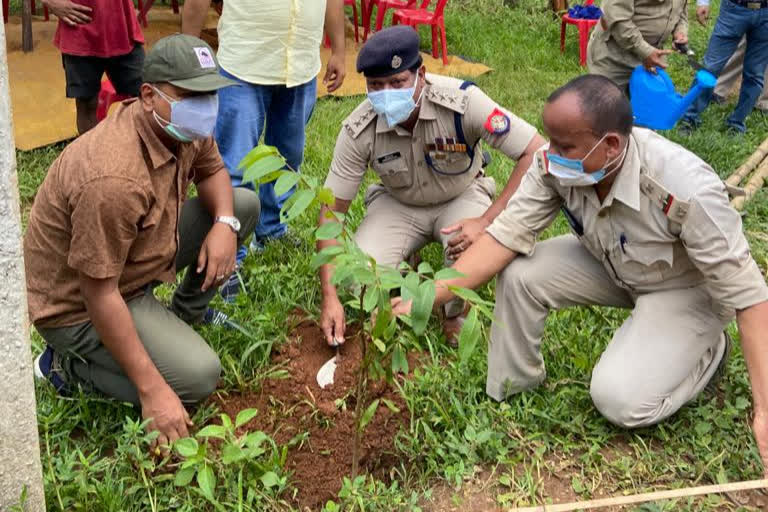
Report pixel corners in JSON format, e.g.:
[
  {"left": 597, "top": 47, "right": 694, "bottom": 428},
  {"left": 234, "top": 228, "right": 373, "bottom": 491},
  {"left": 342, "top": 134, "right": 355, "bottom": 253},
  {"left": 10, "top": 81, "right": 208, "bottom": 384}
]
[{"left": 728, "top": 0, "right": 767, "bottom": 9}]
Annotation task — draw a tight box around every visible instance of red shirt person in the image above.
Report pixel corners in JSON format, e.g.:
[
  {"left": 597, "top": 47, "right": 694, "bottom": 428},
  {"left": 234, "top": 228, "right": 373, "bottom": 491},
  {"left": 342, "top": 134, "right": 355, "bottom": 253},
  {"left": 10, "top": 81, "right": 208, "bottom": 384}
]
[{"left": 44, "top": 0, "right": 145, "bottom": 133}]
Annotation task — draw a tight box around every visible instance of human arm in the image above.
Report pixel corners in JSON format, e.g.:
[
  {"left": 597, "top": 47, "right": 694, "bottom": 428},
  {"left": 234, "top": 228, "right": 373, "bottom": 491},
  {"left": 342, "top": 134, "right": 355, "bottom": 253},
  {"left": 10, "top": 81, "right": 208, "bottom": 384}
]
[
  {"left": 672, "top": 0, "right": 689, "bottom": 43},
  {"left": 601, "top": 0, "right": 667, "bottom": 62},
  {"left": 181, "top": 0, "right": 212, "bottom": 37},
  {"left": 42, "top": 0, "right": 92, "bottom": 26},
  {"left": 323, "top": 0, "right": 347, "bottom": 93},
  {"left": 80, "top": 274, "right": 191, "bottom": 451},
  {"left": 695, "top": 0, "right": 710, "bottom": 25},
  {"left": 194, "top": 167, "right": 237, "bottom": 292},
  {"left": 318, "top": 198, "right": 352, "bottom": 345},
  {"left": 737, "top": 302, "right": 768, "bottom": 476}
]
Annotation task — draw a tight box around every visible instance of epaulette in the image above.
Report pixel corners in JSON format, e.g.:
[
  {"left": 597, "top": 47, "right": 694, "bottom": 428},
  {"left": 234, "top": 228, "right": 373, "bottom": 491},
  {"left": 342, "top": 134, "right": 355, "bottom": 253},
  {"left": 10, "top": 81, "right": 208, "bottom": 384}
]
[
  {"left": 534, "top": 150, "right": 549, "bottom": 176},
  {"left": 425, "top": 85, "right": 469, "bottom": 114},
  {"left": 343, "top": 103, "right": 377, "bottom": 139},
  {"left": 639, "top": 172, "right": 690, "bottom": 224}
]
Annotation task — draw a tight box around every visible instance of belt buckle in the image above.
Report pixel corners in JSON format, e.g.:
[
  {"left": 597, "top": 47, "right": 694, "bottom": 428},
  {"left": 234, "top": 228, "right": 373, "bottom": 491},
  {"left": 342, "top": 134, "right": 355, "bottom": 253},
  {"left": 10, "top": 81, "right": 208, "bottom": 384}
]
[{"left": 746, "top": 1, "right": 760, "bottom": 8}]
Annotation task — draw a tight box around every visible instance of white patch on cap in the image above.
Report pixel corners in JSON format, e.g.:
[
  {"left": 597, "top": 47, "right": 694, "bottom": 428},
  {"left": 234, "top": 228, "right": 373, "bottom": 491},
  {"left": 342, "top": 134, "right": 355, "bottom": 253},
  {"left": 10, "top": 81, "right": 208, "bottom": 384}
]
[
  {"left": 391, "top": 55, "right": 402, "bottom": 69},
  {"left": 193, "top": 47, "right": 216, "bottom": 69}
]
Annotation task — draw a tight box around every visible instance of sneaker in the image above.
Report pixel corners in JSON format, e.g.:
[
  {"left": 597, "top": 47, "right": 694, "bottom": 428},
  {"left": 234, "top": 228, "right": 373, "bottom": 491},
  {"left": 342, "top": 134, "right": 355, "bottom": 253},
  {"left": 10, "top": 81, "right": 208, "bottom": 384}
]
[
  {"left": 33, "top": 346, "right": 68, "bottom": 394},
  {"left": 725, "top": 124, "right": 746, "bottom": 137},
  {"left": 678, "top": 119, "right": 697, "bottom": 136},
  {"left": 202, "top": 308, "right": 231, "bottom": 327},
  {"left": 711, "top": 93, "right": 727, "bottom": 105},
  {"left": 706, "top": 331, "right": 732, "bottom": 394},
  {"left": 252, "top": 229, "right": 302, "bottom": 253},
  {"left": 220, "top": 269, "right": 243, "bottom": 303}
]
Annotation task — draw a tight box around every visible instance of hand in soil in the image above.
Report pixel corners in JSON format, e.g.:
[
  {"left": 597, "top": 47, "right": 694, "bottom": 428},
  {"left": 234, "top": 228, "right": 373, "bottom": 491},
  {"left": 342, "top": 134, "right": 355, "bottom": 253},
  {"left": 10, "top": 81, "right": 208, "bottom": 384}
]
[
  {"left": 141, "top": 383, "right": 193, "bottom": 456},
  {"left": 320, "top": 294, "right": 346, "bottom": 346},
  {"left": 752, "top": 409, "right": 768, "bottom": 477},
  {"left": 391, "top": 296, "right": 413, "bottom": 317}
]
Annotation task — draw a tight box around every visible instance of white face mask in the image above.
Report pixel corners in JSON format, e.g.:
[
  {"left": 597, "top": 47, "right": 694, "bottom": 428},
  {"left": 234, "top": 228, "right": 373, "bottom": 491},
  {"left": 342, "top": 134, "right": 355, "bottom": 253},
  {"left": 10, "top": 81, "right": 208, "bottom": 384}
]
[{"left": 546, "top": 136, "right": 628, "bottom": 187}]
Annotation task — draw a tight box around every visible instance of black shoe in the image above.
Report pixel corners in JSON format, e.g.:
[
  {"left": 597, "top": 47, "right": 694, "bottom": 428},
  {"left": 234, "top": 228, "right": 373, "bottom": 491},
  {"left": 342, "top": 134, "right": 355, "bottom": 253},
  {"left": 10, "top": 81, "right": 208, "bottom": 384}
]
[
  {"left": 33, "top": 346, "right": 69, "bottom": 395},
  {"left": 711, "top": 93, "right": 727, "bottom": 105},
  {"left": 678, "top": 120, "right": 697, "bottom": 136},
  {"left": 706, "top": 331, "right": 732, "bottom": 394}
]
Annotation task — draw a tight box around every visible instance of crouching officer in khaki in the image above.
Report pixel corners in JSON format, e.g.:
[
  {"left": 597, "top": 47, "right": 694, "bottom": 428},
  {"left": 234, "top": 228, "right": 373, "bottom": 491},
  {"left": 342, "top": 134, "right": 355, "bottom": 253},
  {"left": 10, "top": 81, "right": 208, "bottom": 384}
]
[
  {"left": 24, "top": 35, "right": 261, "bottom": 449},
  {"left": 317, "top": 26, "right": 545, "bottom": 347},
  {"left": 587, "top": 0, "right": 688, "bottom": 90},
  {"left": 394, "top": 75, "right": 768, "bottom": 471}
]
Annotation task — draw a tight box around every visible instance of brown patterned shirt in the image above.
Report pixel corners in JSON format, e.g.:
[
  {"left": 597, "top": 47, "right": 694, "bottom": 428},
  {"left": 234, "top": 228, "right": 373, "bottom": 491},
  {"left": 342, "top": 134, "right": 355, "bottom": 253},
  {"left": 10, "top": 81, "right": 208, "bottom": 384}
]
[{"left": 24, "top": 99, "right": 225, "bottom": 327}]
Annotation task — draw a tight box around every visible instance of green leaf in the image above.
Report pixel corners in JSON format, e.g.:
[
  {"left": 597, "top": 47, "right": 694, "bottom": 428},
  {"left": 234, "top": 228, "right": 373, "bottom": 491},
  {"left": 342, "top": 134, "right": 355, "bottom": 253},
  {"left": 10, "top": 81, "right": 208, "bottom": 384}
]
[
  {"left": 237, "top": 144, "right": 281, "bottom": 170},
  {"left": 235, "top": 408, "right": 259, "bottom": 429},
  {"left": 363, "top": 286, "right": 379, "bottom": 313},
  {"left": 221, "top": 443, "right": 244, "bottom": 465},
  {"left": 448, "top": 286, "right": 484, "bottom": 304},
  {"left": 174, "top": 466, "right": 196, "bottom": 487},
  {"left": 380, "top": 268, "right": 404, "bottom": 290},
  {"left": 220, "top": 413, "right": 233, "bottom": 431},
  {"left": 381, "top": 398, "right": 401, "bottom": 413},
  {"left": 694, "top": 421, "right": 712, "bottom": 436},
  {"left": 274, "top": 171, "right": 300, "bottom": 197},
  {"left": 391, "top": 345, "right": 409, "bottom": 374},
  {"left": 242, "top": 155, "right": 287, "bottom": 185},
  {"left": 196, "top": 425, "right": 226, "bottom": 439},
  {"left": 359, "top": 399, "right": 380, "bottom": 431},
  {"left": 317, "top": 187, "right": 336, "bottom": 206},
  {"left": 372, "top": 307, "right": 393, "bottom": 339},
  {"left": 316, "top": 221, "right": 343, "bottom": 241},
  {"left": 417, "top": 261, "right": 434, "bottom": 276},
  {"left": 411, "top": 281, "right": 436, "bottom": 336},
  {"left": 281, "top": 189, "right": 316, "bottom": 223},
  {"left": 458, "top": 308, "right": 481, "bottom": 365},
  {"left": 174, "top": 438, "right": 199, "bottom": 458},
  {"left": 401, "top": 272, "right": 420, "bottom": 302},
  {"left": 244, "top": 431, "right": 269, "bottom": 448},
  {"left": 434, "top": 268, "right": 465, "bottom": 281},
  {"left": 197, "top": 464, "right": 216, "bottom": 500},
  {"left": 373, "top": 338, "right": 386, "bottom": 353},
  {"left": 734, "top": 396, "right": 751, "bottom": 410},
  {"left": 260, "top": 471, "right": 280, "bottom": 489}
]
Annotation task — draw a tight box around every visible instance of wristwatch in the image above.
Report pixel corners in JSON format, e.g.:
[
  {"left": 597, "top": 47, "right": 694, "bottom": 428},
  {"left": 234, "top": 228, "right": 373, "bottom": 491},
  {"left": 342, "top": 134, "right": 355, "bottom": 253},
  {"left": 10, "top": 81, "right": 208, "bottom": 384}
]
[{"left": 214, "top": 215, "right": 241, "bottom": 233}]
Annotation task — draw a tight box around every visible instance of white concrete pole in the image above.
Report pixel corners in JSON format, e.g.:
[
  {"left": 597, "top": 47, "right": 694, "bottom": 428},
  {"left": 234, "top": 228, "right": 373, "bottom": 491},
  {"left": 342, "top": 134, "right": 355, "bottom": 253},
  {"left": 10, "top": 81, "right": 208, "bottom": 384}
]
[{"left": 0, "top": 18, "right": 47, "bottom": 512}]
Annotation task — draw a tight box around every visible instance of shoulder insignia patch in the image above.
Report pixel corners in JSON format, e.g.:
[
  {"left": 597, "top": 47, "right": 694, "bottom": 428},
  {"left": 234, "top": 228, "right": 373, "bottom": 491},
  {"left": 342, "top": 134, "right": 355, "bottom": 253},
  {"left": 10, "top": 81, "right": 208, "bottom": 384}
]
[
  {"left": 426, "top": 86, "right": 468, "bottom": 114},
  {"left": 639, "top": 172, "right": 690, "bottom": 224},
  {"left": 344, "top": 103, "right": 377, "bottom": 139},
  {"left": 484, "top": 108, "right": 510, "bottom": 135}
]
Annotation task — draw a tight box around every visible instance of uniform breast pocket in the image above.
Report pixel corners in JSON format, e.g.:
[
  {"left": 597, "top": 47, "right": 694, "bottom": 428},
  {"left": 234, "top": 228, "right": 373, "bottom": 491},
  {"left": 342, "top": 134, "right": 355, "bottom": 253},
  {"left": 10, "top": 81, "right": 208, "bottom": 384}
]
[
  {"left": 373, "top": 157, "right": 413, "bottom": 189},
  {"left": 617, "top": 241, "right": 674, "bottom": 287},
  {"left": 429, "top": 151, "right": 473, "bottom": 175}
]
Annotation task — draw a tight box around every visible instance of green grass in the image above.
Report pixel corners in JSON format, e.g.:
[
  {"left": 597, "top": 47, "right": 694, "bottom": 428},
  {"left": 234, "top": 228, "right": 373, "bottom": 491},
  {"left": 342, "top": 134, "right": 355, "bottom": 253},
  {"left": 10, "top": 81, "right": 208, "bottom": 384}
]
[{"left": 17, "top": 0, "right": 768, "bottom": 510}]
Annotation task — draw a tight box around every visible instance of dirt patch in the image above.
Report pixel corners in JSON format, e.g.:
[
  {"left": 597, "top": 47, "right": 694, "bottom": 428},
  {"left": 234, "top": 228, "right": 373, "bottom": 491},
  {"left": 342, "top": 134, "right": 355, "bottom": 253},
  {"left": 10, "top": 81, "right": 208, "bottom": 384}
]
[{"left": 214, "top": 319, "right": 411, "bottom": 510}]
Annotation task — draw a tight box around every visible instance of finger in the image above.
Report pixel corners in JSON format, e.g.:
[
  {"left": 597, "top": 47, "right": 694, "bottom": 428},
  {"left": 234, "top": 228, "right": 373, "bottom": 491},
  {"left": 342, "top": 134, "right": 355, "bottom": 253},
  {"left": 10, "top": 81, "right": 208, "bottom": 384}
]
[
  {"left": 447, "top": 234, "right": 466, "bottom": 248},
  {"left": 175, "top": 418, "right": 190, "bottom": 439},
  {"left": 62, "top": 15, "right": 79, "bottom": 26},
  {"left": 153, "top": 433, "right": 169, "bottom": 456},
  {"left": 184, "top": 409, "right": 194, "bottom": 427},
  {"left": 202, "top": 261, "right": 217, "bottom": 292},
  {"left": 322, "top": 320, "right": 335, "bottom": 345},
  {"left": 440, "top": 223, "right": 462, "bottom": 235},
  {"left": 322, "top": 69, "right": 332, "bottom": 85},
  {"left": 72, "top": 4, "right": 94, "bottom": 13},
  {"left": 659, "top": 49, "right": 674, "bottom": 55},
  {"left": 70, "top": 10, "right": 92, "bottom": 23},
  {"left": 197, "top": 246, "right": 208, "bottom": 274}
]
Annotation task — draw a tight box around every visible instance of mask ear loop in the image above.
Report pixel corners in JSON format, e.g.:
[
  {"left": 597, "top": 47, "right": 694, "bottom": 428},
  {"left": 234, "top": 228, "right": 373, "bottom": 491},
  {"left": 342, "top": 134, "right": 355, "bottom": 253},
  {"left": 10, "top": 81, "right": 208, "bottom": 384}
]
[{"left": 594, "top": 139, "right": 629, "bottom": 181}]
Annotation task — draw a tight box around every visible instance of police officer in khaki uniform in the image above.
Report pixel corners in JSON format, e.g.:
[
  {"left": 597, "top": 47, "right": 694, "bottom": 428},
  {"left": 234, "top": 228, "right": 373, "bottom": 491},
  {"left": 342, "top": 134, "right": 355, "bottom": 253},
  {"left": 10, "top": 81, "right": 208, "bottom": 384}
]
[
  {"left": 317, "top": 26, "right": 545, "bottom": 346},
  {"left": 394, "top": 75, "right": 768, "bottom": 472},
  {"left": 587, "top": 0, "right": 688, "bottom": 90}
]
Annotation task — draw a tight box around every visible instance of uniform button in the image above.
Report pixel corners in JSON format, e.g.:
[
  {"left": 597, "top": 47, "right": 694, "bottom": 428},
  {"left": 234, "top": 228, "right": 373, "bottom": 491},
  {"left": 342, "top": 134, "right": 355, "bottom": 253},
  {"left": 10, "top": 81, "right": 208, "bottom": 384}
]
[
  {"left": 598, "top": 210, "right": 607, "bottom": 218},
  {"left": 422, "top": 181, "right": 428, "bottom": 186},
  {"left": 418, "top": 161, "right": 424, "bottom": 167}
]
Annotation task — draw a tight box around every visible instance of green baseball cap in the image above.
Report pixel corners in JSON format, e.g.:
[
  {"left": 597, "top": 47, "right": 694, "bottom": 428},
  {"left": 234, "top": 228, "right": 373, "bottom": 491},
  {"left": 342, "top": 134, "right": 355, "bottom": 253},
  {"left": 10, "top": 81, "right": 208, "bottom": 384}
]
[{"left": 143, "top": 34, "right": 237, "bottom": 92}]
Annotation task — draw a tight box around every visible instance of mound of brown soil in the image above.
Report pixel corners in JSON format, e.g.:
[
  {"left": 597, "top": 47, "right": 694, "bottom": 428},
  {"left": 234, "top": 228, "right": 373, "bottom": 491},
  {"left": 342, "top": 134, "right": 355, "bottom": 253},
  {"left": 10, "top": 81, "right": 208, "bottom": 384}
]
[{"left": 215, "top": 319, "right": 411, "bottom": 509}]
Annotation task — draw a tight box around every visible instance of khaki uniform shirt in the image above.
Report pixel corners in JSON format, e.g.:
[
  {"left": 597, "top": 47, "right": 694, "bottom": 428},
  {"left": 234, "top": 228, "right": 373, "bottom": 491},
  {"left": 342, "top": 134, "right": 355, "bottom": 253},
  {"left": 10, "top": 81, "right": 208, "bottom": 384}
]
[
  {"left": 587, "top": 0, "right": 688, "bottom": 85},
  {"left": 487, "top": 127, "right": 768, "bottom": 313},
  {"left": 24, "top": 100, "right": 226, "bottom": 327},
  {"left": 324, "top": 73, "right": 538, "bottom": 206}
]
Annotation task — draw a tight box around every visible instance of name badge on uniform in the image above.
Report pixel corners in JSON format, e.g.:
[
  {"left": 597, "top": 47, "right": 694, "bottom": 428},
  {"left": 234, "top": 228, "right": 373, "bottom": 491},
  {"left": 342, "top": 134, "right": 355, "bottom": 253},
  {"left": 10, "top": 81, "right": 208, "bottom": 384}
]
[
  {"left": 376, "top": 151, "right": 402, "bottom": 164},
  {"left": 484, "top": 108, "right": 511, "bottom": 135}
]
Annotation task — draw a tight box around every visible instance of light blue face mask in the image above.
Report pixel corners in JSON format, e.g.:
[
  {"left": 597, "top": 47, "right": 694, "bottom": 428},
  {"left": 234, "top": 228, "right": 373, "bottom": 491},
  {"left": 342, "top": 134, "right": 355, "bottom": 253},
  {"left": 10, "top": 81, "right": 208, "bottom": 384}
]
[
  {"left": 546, "top": 134, "right": 626, "bottom": 187},
  {"left": 367, "top": 79, "right": 422, "bottom": 127},
  {"left": 152, "top": 86, "right": 219, "bottom": 142}
]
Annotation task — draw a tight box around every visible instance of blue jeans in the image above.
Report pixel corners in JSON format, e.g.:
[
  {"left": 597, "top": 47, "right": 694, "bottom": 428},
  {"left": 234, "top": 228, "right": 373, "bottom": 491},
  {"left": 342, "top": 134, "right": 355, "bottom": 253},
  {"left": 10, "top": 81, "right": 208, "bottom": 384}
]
[
  {"left": 215, "top": 69, "right": 317, "bottom": 260},
  {"left": 681, "top": 0, "right": 768, "bottom": 132}
]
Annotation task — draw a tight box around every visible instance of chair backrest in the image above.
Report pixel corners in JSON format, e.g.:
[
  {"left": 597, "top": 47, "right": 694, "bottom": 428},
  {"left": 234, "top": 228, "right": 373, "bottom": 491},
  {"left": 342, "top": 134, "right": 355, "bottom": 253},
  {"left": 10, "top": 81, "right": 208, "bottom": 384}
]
[
  {"left": 585, "top": 0, "right": 595, "bottom": 5},
  {"left": 418, "top": 0, "right": 449, "bottom": 15}
]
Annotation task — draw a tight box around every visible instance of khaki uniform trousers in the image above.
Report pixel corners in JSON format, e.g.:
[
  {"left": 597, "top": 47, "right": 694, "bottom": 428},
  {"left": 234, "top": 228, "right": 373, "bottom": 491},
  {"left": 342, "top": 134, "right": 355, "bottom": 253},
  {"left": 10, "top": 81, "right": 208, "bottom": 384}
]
[
  {"left": 714, "top": 37, "right": 768, "bottom": 111},
  {"left": 37, "top": 188, "right": 261, "bottom": 406},
  {"left": 354, "top": 176, "right": 496, "bottom": 318},
  {"left": 488, "top": 235, "right": 728, "bottom": 428}
]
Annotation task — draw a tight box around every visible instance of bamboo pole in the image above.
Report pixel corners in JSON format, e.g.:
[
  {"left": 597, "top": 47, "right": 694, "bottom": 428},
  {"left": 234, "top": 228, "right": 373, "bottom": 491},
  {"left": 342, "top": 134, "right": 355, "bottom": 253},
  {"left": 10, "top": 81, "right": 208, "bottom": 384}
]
[
  {"left": 726, "top": 137, "right": 768, "bottom": 187},
  {"left": 512, "top": 479, "right": 768, "bottom": 512},
  {"left": 21, "top": 0, "right": 33, "bottom": 53},
  {"left": 731, "top": 155, "right": 768, "bottom": 210}
]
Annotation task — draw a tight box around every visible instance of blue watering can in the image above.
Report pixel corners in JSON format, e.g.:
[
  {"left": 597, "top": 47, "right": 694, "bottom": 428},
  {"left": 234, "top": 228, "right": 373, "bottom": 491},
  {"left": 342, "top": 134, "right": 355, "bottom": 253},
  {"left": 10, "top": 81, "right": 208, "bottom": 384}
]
[{"left": 629, "top": 66, "right": 717, "bottom": 130}]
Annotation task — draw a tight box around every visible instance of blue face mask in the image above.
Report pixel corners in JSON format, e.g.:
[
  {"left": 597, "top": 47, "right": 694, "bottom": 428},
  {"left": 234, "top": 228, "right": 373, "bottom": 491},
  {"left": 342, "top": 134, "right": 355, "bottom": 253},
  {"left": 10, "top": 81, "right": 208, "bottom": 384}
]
[
  {"left": 367, "top": 80, "right": 421, "bottom": 127},
  {"left": 546, "top": 134, "right": 626, "bottom": 187},
  {"left": 152, "top": 86, "right": 219, "bottom": 142}
]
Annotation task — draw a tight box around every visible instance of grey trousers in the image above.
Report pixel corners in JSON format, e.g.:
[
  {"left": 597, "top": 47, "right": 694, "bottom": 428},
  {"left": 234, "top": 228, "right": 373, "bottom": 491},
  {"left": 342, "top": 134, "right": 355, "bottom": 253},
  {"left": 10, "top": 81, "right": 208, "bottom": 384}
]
[
  {"left": 488, "top": 235, "right": 728, "bottom": 428},
  {"left": 37, "top": 188, "right": 261, "bottom": 406},
  {"left": 354, "top": 177, "right": 496, "bottom": 318},
  {"left": 714, "top": 36, "right": 768, "bottom": 111}
]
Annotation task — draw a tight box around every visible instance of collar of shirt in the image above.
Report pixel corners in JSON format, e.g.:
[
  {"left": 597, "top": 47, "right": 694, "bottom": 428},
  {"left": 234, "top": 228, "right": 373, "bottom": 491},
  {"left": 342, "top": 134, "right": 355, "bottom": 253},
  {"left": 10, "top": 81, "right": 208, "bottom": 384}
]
[
  {"left": 129, "top": 99, "right": 176, "bottom": 170},
  {"left": 374, "top": 86, "right": 439, "bottom": 136}
]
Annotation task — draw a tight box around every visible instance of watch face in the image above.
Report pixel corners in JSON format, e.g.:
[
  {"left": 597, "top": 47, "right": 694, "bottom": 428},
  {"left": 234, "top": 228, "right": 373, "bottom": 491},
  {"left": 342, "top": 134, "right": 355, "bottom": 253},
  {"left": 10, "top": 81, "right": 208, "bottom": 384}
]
[{"left": 232, "top": 218, "right": 241, "bottom": 231}]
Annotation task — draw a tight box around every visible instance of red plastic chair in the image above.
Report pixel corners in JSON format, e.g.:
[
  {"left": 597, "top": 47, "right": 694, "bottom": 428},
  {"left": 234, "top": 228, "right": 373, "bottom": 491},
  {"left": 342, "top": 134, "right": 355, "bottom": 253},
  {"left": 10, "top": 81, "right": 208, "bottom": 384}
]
[
  {"left": 392, "top": 0, "right": 450, "bottom": 65},
  {"left": 3, "top": 0, "right": 48, "bottom": 23},
  {"left": 363, "top": 0, "right": 416, "bottom": 41},
  {"left": 96, "top": 79, "right": 131, "bottom": 122},
  {"left": 560, "top": 0, "right": 600, "bottom": 67},
  {"left": 325, "top": 0, "right": 360, "bottom": 46}
]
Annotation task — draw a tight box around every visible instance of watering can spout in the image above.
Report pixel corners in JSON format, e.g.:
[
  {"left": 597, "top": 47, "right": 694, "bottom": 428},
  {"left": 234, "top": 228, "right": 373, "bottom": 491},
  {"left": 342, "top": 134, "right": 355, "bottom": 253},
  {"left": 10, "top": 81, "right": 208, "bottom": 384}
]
[{"left": 629, "top": 67, "right": 717, "bottom": 130}]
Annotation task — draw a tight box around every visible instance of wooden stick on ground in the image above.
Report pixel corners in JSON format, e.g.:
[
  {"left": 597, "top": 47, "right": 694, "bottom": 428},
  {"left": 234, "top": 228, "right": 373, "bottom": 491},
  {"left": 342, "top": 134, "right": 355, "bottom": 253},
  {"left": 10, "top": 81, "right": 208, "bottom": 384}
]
[
  {"left": 731, "top": 155, "right": 768, "bottom": 210},
  {"left": 513, "top": 479, "right": 768, "bottom": 512},
  {"left": 726, "top": 136, "right": 768, "bottom": 187}
]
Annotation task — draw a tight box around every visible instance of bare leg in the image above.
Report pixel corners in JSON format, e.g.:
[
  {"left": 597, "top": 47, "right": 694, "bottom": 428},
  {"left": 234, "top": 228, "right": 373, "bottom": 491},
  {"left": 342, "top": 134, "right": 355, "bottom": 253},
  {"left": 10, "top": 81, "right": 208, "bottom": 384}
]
[{"left": 76, "top": 97, "right": 99, "bottom": 135}]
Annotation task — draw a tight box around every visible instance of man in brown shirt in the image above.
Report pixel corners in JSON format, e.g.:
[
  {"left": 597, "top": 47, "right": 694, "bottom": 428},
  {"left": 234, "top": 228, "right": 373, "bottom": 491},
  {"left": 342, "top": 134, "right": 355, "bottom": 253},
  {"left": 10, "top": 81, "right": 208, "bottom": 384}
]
[{"left": 25, "top": 35, "right": 260, "bottom": 449}]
